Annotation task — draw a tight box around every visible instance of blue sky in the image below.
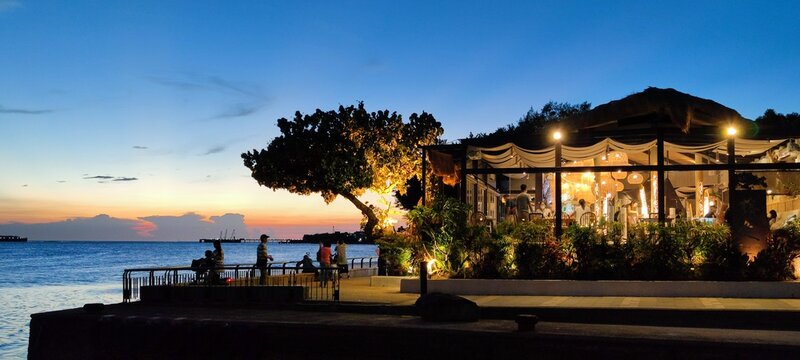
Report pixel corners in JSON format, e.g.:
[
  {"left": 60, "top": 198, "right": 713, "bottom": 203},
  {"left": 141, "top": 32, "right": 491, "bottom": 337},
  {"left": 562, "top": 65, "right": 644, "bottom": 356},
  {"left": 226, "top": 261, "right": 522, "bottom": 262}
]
[{"left": 1, "top": 0, "right": 799, "bottom": 240}]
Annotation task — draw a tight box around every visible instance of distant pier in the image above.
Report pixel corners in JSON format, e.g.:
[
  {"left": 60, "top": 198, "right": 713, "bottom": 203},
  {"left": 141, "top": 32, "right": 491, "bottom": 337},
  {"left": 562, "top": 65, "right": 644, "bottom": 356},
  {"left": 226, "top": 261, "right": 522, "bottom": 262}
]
[{"left": 198, "top": 238, "right": 297, "bottom": 243}]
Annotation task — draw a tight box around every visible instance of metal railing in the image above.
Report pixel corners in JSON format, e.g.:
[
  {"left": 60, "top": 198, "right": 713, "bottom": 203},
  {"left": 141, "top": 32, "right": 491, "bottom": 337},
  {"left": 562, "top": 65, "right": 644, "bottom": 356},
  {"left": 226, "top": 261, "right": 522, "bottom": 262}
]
[{"left": 122, "top": 257, "right": 378, "bottom": 304}]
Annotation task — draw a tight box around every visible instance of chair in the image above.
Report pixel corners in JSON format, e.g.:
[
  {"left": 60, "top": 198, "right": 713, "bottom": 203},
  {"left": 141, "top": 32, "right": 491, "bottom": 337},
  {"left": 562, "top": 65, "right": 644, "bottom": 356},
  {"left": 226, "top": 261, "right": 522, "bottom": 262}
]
[{"left": 579, "top": 212, "right": 597, "bottom": 227}]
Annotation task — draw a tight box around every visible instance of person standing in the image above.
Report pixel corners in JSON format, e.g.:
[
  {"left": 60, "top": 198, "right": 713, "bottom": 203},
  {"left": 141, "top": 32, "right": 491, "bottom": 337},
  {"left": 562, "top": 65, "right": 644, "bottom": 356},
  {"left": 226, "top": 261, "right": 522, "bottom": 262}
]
[
  {"left": 256, "top": 234, "right": 274, "bottom": 285},
  {"left": 318, "top": 240, "right": 333, "bottom": 286},
  {"left": 516, "top": 184, "right": 532, "bottom": 219},
  {"left": 335, "top": 239, "right": 349, "bottom": 279}
]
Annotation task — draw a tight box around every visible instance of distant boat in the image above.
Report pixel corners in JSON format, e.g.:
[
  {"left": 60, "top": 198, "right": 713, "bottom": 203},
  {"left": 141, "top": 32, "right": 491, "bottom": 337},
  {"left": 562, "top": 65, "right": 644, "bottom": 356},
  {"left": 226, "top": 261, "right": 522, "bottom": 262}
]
[{"left": 0, "top": 235, "right": 27, "bottom": 242}]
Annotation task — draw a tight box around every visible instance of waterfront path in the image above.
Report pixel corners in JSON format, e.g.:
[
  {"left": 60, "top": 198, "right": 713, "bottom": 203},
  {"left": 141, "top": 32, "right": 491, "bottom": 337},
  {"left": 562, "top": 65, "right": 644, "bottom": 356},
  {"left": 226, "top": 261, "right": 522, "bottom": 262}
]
[
  {"left": 337, "top": 276, "right": 800, "bottom": 331},
  {"left": 340, "top": 276, "right": 800, "bottom": 311}
]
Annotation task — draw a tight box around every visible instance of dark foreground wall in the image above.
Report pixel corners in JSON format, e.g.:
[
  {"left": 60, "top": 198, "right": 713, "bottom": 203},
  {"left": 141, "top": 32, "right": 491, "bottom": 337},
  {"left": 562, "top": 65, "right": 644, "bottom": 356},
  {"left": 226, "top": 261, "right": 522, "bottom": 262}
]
[{"left": 30, "top": 304, "right": 800, "bottom": 360}]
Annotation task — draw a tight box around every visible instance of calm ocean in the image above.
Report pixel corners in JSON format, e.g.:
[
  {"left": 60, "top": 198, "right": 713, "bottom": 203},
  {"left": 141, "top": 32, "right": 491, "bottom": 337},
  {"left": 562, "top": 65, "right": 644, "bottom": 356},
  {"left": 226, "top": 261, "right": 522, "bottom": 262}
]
[{"left": 0, "top": 241, "right": 377, "bottom": 359}]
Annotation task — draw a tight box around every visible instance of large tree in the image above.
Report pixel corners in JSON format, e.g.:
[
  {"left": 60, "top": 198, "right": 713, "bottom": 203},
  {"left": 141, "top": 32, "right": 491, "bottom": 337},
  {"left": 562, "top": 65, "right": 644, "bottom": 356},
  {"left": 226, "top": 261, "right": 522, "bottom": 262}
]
[{"left": 242, "top": 103, "right": 442, "bottom": 240}]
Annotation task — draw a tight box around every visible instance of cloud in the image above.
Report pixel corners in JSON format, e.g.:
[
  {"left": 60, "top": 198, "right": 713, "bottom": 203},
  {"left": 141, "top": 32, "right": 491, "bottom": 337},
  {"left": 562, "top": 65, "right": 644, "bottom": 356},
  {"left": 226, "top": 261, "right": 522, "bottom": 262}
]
[
  {"left": 203, "top": 145, "right": 226, "bottom": 155},
  {"left": 0, "top": 0, "right": 20, "bottom": 12},
  {"left": 148, "top": 73, "right": 269, "bottom": 119},
  {"left": 0, "top": 105, "right": 52, "bottom": 114},
  {"left": 148, "top": 74, "right": 267, "bottom": 100},
  {"left": 57, "top": 180, "right": 66, "bottom": 183},
  {"left": 139, "top": 213, "right": 248, "bottom": 241},
  {"left": 205, "top": 76, "right": 263, "bottom": 99},
  {"left": 211, "top": 103, "right": 265, "bottom": 119},
  {"left": 0, "top": 214, "right": 144, "bottom": 241},
  {"left": 132, "top": 145, "right": 148, "bottom": 149},
  {"left": 0, "top": 212, "right": 250, "bottom": 241},
  {"left": 83, "top": 175, "right": 139, "bottom": 183}
]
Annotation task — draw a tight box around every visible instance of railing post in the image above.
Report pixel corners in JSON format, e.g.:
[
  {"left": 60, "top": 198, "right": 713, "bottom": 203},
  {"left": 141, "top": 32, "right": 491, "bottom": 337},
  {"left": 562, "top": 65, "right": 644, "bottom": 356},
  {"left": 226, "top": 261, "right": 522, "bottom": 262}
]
[
  {"left": 122, "top": 271, "right": 130, "bottom": 303},
  {"left": 419, "top": 262, "right": 428, "bottom": 295}
]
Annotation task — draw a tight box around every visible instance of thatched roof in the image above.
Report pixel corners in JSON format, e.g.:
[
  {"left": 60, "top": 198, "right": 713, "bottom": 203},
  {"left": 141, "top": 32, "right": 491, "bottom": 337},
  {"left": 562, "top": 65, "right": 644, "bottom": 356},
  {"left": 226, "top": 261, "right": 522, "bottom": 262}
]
[{"left": 558, "top": 87, "right": 752, "bottom": 134}]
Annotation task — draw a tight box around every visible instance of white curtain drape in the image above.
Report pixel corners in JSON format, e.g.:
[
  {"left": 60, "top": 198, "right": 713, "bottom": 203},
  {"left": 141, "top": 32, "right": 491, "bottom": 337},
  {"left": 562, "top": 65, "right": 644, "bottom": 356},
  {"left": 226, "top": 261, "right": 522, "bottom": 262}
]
[{"left": 470, "top": 138, "right": 788, "bottom": 171}]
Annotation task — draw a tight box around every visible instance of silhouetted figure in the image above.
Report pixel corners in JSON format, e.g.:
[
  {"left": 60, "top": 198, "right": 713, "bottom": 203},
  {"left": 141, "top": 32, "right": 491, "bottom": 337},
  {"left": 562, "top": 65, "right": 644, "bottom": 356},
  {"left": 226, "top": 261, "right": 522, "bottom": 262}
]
[
  {"left": 212, "top": 240, "right": 224, "bottom": 283},
  {"left": 516, "top": 184, "right": 532, "bottom": 219},
  {"left": 335, "top": 239, "right": 349, "bottom": 279},
  {"left": 768, "top": 209, "right": 778, "bottom": 227},
  {"left": 318, "top": 240, "right": 333, "bottom": 286},
  {"left": 296, "top": 253, "right": 317, "bottom": 274},
  {"left": 704, "top": 205, "right": 718, "bottom": 218},
  {"left": 256, "top": 234, "right": 274, "bottom": 285},
  {"left": 191, "top": 250, "right": 215, "bottom": 284}
]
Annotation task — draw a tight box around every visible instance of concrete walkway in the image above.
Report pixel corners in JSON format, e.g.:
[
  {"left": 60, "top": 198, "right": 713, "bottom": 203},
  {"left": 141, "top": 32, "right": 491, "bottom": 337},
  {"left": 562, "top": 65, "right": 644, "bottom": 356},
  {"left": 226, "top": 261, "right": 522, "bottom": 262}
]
[{"left": 339, "top": 276, "right": 800, "bottom": 311}]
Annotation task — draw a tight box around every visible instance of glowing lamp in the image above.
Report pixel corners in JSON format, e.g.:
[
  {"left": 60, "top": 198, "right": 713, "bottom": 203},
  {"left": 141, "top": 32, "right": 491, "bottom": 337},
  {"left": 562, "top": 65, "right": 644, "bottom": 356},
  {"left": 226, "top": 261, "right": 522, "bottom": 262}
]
[
  {"left": 627, "top": 172, "right": 644, "bottom": 185},
  {"left": 552, "top": 131, "right": 562, "bottom": 141},
  {"left": 726, "top": 126, "right": 737, "bottom": 136},
  {"left": 612, "top": 170, "right": 627, "bottom": 180},
  {"left": 426, "top": 259, "right": 435, "bottom": 275},
  {"left": 607, "top": 151, "right": 629, "bottom": 164},
  {"left": 614, "top": 181, "right": 624, "bottom": 192}
]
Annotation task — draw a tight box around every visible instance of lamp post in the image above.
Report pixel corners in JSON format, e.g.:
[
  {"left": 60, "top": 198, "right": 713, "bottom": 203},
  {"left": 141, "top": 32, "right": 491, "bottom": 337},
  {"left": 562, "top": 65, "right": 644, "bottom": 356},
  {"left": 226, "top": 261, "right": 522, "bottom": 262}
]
[
  {"left": 553, "top": 130, "right": 563, "bottom": 239},
  {"left": 727, "top": 126, "right": 737, "bottom": 223}
]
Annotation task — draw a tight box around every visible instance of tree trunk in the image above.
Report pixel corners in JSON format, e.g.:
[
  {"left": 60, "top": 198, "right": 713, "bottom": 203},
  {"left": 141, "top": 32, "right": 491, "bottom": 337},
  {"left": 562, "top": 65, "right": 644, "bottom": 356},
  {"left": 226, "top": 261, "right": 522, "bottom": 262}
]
[{"left": 340, "top": 191, "right": 379, "bottom": 241}]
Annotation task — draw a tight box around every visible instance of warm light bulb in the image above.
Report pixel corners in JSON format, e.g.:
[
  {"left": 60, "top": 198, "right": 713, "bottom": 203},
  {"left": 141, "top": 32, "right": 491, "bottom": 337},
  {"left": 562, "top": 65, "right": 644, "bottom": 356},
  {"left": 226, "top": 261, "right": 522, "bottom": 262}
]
[
  {"left": 727, "top": 126, "right": 737, "bottom": 136},
  {"left": 553, "top": 131, "right": 562, "bottom": 140}
]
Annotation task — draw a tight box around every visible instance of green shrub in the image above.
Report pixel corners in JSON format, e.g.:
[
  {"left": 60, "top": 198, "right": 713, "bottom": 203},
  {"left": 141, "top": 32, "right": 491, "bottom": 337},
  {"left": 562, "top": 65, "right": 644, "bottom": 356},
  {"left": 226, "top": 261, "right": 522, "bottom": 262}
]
[
  {"left": 406, "top": 195, "right": 471, "bottom": 277},
  {"left": 461, "top": 225, "right": 514, "bottom": 278},
  {"left": 696, "top": 223, "right": 748, "bottom": 280},
  {"left": 626, "top": 223, "right": 690, "bottom": 280},
  {"left": 748, "top": 228, "right": 800, "bottom": 280},
  {"left": 514, "top": 221, "right": 569, "bottom": 278},
  {"left": 376, "top": 233, "right": 415, "bottom": 276},
  {"left": 564, "top": 224, "right": 631, "bottom": 279}
]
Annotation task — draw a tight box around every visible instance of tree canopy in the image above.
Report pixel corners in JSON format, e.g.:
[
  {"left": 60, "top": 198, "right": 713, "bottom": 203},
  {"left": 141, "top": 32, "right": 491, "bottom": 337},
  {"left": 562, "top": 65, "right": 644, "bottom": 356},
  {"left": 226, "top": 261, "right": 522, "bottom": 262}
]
[
  {"left": 749, "top": 109, "right": 800, "bottom": 138},
  {"left": 466, "top": 101, "right": 590, "bottom": 146},
  {"left": 242, "top": 103, "right": 442, "bottom": 240}
]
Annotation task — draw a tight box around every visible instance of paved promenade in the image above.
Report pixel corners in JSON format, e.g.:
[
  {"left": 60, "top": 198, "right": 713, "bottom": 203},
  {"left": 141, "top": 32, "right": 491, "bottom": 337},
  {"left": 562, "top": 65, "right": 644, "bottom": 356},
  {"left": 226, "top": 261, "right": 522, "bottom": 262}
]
[{"left": 339, "top": 276, "right": 800, "bottom": 311}]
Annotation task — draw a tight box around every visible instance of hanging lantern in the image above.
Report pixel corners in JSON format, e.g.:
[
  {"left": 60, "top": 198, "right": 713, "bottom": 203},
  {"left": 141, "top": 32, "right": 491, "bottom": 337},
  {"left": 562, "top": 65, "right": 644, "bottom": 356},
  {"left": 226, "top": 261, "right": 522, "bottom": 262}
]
[
  {"left": 615, "top": 181, "right": 624, "bottom": 192},
  {"left": 627, "top": 172, "right": 644, "bottom": 185},
  {"left": 608, "top": 151, "right": 629, "bottom": 165},
  {"left": 612, "top": 170, "right": 627, "bottom": 180},
  {"left": 599, "top": 178, "right": 615, "bottom": 195}
]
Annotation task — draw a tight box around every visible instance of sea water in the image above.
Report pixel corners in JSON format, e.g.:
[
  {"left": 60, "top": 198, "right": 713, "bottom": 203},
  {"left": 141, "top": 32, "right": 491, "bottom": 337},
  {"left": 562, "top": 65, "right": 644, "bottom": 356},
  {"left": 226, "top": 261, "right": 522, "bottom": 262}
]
[{"left": 0, "top": 241, "right": 377, "bottom": 359}]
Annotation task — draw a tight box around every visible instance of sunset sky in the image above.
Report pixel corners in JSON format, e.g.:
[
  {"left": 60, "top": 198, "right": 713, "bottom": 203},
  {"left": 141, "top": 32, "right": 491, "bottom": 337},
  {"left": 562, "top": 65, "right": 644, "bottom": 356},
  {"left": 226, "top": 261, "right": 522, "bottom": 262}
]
[{"left": 1, "top": 1, "right": 799, "bottom": 240}]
